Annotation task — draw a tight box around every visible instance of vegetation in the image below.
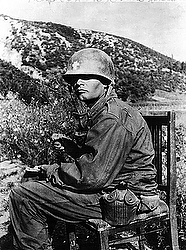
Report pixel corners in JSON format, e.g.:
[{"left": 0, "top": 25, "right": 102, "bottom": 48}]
[{"left": 1, "top": 14, "right": 186, "bottom": 105}]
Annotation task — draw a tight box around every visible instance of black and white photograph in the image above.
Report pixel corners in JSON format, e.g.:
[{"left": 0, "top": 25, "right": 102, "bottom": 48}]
[{"left": 0, "top": 1, "right": 186, "bottom": 249}]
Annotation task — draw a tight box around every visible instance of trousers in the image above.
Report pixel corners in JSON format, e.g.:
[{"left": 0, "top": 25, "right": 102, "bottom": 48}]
[{"left": 9, "top": 180, "right": 102, "bottom": 250}]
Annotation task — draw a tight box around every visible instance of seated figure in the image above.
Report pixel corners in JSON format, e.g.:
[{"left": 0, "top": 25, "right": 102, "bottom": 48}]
[{"left": 9, "top": 48, "right": 168, "bottom": 250}]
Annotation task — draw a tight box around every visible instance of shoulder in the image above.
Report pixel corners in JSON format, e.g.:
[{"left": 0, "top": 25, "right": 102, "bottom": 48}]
[
  {"left": 106, "top": 97, "right": 142, "bottom": 121},
  {"left": 106, "top": 97, "right": 146, "bottom": 133}
]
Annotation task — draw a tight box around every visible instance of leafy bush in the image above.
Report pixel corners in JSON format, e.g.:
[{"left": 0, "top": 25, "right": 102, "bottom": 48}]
[{"left": 0, "top": 92, "right": 76, "bottom": 166}]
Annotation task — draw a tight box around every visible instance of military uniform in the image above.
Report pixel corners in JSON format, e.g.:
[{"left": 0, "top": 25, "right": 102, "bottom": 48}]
[{"left": 9, "top": 48, "right": 162, "bottom": 250}]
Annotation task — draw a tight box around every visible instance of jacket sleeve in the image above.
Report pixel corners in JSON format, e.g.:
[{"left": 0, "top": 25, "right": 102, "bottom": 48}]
[{"left": 58, "top": 115, "right": 134, "bottom": 191}]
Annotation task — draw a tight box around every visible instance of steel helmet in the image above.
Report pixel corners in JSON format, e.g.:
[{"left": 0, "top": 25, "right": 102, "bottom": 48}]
[{"left": 63, "top": 48, "right": 115, "bottom": 84}]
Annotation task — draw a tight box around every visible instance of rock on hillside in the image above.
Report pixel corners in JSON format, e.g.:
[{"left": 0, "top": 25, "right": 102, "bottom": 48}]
[{"left": 0, "top": 14, "right": 186, "bottom": 103}]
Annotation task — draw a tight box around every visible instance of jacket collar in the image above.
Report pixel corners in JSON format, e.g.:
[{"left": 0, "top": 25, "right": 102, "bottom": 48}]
[
  {"left": 87, "top": 86, "right": 117, "bottom": 120},
  {"left": 73, "top": 86, "right": 117, "bottom": 130}
]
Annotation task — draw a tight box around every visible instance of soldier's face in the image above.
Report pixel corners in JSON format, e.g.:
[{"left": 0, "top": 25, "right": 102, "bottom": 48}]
[{"left": 74, "top": 77, "right": 106, "bottom": 103}]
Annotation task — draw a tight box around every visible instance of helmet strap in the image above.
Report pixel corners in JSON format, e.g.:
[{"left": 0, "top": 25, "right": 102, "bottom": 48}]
[{"left": 105, "top": 82, "right": 114, "bottom": 97}]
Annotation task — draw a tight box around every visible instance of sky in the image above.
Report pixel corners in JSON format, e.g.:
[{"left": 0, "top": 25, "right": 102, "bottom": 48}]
[{"left": 0, "top": 0, "right": 186, "bottom": 62}]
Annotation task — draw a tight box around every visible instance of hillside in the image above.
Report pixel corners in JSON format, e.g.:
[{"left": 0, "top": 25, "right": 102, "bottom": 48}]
[{"left": 0, "top": 14, "right": 186, "bottom": 104}]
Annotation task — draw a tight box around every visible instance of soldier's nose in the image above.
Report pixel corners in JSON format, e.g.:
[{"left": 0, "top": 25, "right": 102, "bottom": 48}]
[{"left": 75, "top": 79, "right": 85, "bottom": 87}]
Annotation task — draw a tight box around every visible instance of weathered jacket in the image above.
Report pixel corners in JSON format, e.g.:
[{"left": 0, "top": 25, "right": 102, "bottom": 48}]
[{"left": 58, "top": 89, "right": 158, "bottom": 196}]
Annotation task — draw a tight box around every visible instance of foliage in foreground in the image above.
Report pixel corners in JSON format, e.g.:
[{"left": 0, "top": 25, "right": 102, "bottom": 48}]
[{"left": 0, "top": 92, "right": 76, "bottom": 166}]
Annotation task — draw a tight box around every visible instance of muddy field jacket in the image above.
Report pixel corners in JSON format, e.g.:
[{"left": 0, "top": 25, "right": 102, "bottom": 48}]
[{"left": 57, "top": 89, "right": 157, "bottom": 196}]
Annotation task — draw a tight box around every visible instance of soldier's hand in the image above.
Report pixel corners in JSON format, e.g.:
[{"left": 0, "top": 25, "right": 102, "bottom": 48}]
[
  {"left": 52, "top": 133, "right": 81, "bottom": 158},
  {"left": 38, "top": 164, "right": 64, "bottom": 186}
]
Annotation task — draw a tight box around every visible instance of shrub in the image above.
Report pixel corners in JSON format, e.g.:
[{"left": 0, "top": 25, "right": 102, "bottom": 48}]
[{"left": 0, "top": 92, "right": 75, "bottom": 166}]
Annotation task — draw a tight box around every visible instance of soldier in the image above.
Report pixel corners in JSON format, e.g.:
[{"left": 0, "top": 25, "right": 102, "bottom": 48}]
[{"left": 9, "top": 48, "right": 168, "bottom": 250}]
